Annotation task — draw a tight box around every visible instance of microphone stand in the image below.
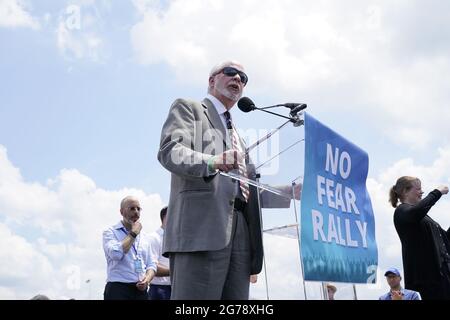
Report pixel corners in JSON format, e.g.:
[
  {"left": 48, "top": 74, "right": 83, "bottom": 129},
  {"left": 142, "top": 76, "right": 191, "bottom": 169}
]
[
  {"left": 245, "top": 106, "right": 305, "bottom": 155},
  {"left": 245, "top": 119, "right": 292, "bottom": 155},
  {"left": 254, "top": 108, "right": 297, "bottom": 122}
]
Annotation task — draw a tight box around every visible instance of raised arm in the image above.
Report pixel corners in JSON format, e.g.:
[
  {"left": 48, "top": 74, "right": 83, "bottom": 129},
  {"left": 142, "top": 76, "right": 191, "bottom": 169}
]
[{"left": 396, "top": 187, "right": 447, "bottom": 223}]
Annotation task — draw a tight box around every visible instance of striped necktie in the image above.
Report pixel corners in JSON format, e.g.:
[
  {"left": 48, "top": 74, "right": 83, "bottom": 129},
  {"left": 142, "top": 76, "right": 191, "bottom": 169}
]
[{"left": 224, "top": 111, "right": 250, "bottom": 202}]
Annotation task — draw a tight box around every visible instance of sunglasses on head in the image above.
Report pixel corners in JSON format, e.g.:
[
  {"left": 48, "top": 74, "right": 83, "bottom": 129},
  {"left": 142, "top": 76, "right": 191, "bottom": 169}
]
[{"left": 219, "top": 66, "right": 248, "bottom": 85}]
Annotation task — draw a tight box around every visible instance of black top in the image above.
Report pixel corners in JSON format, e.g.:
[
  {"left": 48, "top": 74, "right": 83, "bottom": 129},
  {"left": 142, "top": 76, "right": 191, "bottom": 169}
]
[{"left": 394, "top": 189, "right": 450, "bottom": 288}]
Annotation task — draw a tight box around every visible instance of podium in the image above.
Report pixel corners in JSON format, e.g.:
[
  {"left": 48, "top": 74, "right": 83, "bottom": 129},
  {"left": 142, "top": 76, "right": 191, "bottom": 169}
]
[
  {"left": 220, "top": 112, "right": 361, "bottom": 300},
  {"left": 220, "top": 113, "right": 308, "bottom": 299}
]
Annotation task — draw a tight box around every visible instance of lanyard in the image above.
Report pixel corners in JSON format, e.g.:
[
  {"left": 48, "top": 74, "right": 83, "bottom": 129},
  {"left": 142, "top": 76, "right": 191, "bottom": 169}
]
[{"left": 120, "top": 228, "right": 140, "bottom": 258}]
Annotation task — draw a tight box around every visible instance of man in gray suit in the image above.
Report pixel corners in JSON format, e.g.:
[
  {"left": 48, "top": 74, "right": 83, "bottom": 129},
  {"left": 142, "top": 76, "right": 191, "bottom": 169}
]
[{"left": 158, "top": 60, "right": 300, "bottom": 300}]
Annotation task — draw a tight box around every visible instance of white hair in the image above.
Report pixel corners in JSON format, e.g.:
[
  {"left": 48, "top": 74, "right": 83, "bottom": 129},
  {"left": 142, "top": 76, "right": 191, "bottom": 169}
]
[{"left": 208, "top": 60, "right": 244, "bottom": 77}]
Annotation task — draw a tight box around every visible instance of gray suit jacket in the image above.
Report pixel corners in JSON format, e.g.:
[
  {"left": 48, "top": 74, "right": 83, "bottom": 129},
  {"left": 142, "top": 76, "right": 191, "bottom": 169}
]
[{"left": 158, "top": 97, "right": 290, "bottom": 274}]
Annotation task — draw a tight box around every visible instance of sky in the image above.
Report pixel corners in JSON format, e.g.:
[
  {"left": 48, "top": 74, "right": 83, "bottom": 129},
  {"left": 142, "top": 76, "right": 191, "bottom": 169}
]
[{"left": 1, "top": 0, "right": 450, "bottom": 300}]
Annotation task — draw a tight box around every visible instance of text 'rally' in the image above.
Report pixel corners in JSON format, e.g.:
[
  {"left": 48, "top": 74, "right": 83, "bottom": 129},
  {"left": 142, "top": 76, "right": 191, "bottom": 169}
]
[{"left": 312, "top": 144, "right": 367, "bottom": 248}]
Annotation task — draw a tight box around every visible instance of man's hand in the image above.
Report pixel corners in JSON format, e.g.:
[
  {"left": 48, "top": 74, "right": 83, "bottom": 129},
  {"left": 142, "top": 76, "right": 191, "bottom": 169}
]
[
  {"left": 391, "top": 290, "right": 403, "bottom": 300},
  {"left": 250, "top": 274, "right": 258, "bottom": 284},
  {"left": 131, "top": 221, "right": 142, "bottom": 235},
  {"left": 136, "top": 270, "right": 155, "bottom": 291},
  {"left": 136, "top": 279, "right": 149, "bottom": 291},
  {"left": 210, "top": 150, "right": 242, "bottom": 172}
]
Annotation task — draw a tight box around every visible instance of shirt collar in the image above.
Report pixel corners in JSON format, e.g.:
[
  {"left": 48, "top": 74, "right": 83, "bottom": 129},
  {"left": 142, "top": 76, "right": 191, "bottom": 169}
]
[
  {"left": 113, "top": 221, "right": 126, "bottom": 230},
  {"left": 206, "top": 94, "right": 229, "bottom": 117}
]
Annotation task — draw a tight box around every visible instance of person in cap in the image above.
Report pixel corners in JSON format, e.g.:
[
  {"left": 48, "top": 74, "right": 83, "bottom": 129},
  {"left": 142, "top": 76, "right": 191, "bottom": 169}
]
[{"left": 379, "top": 268, "right": 421, "bottom": 300}]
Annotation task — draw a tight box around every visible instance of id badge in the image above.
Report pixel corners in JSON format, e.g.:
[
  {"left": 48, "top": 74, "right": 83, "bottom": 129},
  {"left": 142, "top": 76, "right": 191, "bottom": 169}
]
[{"left": 134, "top": 258, "right": 144, "bottom": 274}]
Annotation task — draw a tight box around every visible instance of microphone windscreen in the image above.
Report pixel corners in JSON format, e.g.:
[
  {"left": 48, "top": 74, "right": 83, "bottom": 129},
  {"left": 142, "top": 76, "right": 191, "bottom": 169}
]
[{"left": 238, "top": 97, "right": 256, "bottom": 113}]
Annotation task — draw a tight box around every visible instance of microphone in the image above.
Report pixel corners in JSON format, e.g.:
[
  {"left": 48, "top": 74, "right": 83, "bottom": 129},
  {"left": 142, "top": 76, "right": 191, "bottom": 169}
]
[
  {"left": 238, "top": 97, "right": 307, "bottom": 113},
  {"left": 237, "top": 97, "right": 306, "bottom": 154},
  {"left": 237, "top": 97, "right": 305, "bottom": 127},
  {"left": 289, "top": 104, "right": 307, "bottom": 116},
  {"left": 237, "top": 97, "right": 256, "bottom": 113},
  {"left": 274, "top": 102, "right": 307, "bottom": 110}
]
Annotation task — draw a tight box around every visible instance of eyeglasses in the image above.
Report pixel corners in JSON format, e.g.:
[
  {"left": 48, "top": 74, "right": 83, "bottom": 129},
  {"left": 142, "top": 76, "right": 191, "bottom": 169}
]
[
  {"left": 127, "top": 206, "right": 142, "bottom": 212},
  {"left": 218, "top": 66, "right": 248, "bottom": 85}
]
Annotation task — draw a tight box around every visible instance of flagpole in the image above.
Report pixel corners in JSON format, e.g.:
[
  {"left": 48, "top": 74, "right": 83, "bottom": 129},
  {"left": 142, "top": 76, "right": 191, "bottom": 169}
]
[
  {"left": 291, "top": 179, "right": 307, "bottom": 300},
  {"left": 262, "top": 257, "right": 270, "bottom": 300},
  {"left": 322, "top": 282, "right": 328, "bottom": 300},
  {"left": 352, "top": 284, "right": 358, "bottom": 300}
]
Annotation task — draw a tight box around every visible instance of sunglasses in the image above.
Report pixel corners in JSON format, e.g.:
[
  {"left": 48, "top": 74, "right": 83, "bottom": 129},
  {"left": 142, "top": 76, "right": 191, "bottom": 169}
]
[{"left": 219, "top": 66, "right": 248, "bottom": 85}]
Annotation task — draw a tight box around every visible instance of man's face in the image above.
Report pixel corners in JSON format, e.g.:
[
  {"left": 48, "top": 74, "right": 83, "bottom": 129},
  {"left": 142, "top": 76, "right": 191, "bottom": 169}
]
[
  {"left": 386, "top": 274, "right": 401, "bottom": 289},
  {"left": 121, "top": 199, "right": 141, "bottom": 224},
  {"left": 327, "top": 288, "right": 335, "bottom": 299},
  {"left": 162, "top": 214, "right": 167, "bottom": 228},
  {"left": 209, "top": 63, "right": 246, "bottom": 107}
]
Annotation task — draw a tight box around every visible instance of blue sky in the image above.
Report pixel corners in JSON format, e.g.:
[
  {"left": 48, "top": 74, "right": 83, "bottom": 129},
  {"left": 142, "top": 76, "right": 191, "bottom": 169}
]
[
  {"left": 1, "top": 0, "right": 175, "bottom": 195},
  {"left": 1, "top": 0, "right": 450, "bottom": 300}
]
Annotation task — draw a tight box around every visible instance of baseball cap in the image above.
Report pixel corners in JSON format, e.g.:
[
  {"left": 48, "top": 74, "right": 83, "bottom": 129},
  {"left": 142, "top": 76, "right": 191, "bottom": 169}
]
[{"left": 384, "top": 267, "right": 401, "bottom": 277}]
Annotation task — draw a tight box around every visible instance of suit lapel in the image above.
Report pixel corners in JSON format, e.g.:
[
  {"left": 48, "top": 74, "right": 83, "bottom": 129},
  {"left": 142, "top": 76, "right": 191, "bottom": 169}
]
[{"left": 202, "top": 98, "right": 229, "bottom": 149}]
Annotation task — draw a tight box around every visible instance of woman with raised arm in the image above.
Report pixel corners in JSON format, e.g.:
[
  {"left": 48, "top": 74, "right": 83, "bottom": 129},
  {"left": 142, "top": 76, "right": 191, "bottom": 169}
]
[{"left": 390, "top": 176, "right": 450, "bottom": 300}]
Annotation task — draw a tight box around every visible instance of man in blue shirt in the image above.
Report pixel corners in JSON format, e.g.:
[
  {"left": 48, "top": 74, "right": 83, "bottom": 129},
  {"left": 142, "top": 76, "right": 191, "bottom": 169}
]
[
  {"left": 103, "top": 196, "right": 157, "bottom": 300},
  {"left": 379, "top": 267, "right": 421, "bottom": 300}
]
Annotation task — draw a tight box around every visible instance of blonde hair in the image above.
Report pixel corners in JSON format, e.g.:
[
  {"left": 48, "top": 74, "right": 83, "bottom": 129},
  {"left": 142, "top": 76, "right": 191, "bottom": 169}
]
[{"left": 389, "top": 176, "right": 420, "bottom": 208}]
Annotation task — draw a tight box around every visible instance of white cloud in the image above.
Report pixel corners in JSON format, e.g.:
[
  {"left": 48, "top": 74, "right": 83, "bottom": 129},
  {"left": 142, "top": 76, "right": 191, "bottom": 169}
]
[
  {"left": 251, "top": 145, "right": 450, "bottom": 300},
  {"left": 385, "top": 148, "right": 450, "bottom": 186},
  {"left": 0, "top": 0, "right": 39, "bottom": 29},
  {"left": 56, "top": 20, "right": 104, "bottom": 62},
  {"left": 130, "top": 0, "right": 450, "bottom": 149},
  {"left": 130, "top": 0, "right": 388, "bottom": 87},
  {"left": 0, "top": 145, "right": 164, "bottom": 299},
  {"left": 0, "top": 224, "right": 53, "bottom": 296}
]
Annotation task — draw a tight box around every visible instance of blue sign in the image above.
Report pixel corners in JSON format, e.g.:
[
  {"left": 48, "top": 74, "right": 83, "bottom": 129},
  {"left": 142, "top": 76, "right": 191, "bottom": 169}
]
[{"left": 300, "top": 113, "right": 378, "bottom": 283}]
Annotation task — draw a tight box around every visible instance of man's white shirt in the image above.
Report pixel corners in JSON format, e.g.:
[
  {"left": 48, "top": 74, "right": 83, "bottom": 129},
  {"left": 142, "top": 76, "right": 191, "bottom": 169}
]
[{"left": 149, "top": 227, "right": 171, "bottom": 286}]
